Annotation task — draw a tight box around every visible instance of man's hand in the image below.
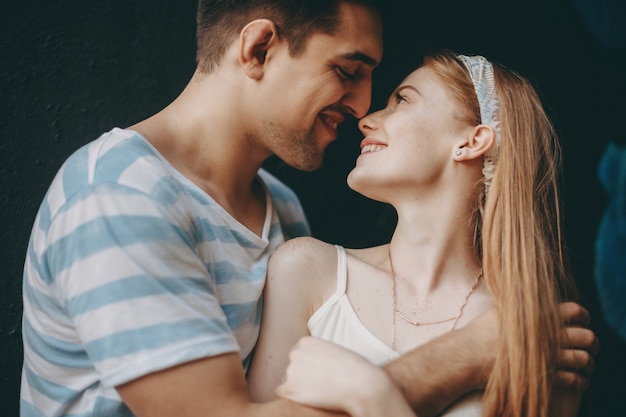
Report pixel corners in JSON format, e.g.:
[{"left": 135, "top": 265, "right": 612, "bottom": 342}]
[
  {"left": 462, "top": 302, "right": 599, "bottom": 392},
  {"left": 557, "top": 302, "right": 600, "bottom": 392}
]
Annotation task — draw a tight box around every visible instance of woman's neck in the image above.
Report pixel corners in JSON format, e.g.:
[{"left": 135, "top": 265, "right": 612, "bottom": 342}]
[{"left": 389, "top": 191, "right": 481, "bottom": 293}]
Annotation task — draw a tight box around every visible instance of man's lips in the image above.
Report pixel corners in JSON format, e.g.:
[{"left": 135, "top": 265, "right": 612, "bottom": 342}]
[{"left": 319, "top": 112, "right": 345, "bottom": 136}]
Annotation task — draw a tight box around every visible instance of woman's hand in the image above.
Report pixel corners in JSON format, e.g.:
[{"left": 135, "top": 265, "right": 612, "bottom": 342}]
[{"left": 276, "top": 337, "right": 416, "bottom": 417}]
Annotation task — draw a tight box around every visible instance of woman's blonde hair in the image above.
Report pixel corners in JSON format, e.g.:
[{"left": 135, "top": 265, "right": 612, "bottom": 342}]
[{"left": 424, "top": 50, "right": 578, "bottom": 417}]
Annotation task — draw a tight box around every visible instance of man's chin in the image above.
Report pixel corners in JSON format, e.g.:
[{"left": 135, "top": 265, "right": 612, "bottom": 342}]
[
  {"left": 283, "top": 153, "right": 324, "bottom": 172},
  {"left": 293, "top": 159, "right": 324, "bottom": 172}
]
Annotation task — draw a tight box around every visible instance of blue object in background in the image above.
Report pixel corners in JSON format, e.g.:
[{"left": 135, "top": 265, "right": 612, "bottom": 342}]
[
  {"left": 572, "top": 0, "right": 626, "bottom": 50},
  {"left": 595, "top": 142, "right": 626, "bottom": 341}
]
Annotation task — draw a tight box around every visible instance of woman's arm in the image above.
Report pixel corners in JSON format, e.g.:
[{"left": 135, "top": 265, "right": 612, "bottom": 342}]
[
  {"left": 247, "top": 237, "right": 338, "bottom": 401},
  {"left": 277, "top": 337, "right": 416, "bottom": 417}
]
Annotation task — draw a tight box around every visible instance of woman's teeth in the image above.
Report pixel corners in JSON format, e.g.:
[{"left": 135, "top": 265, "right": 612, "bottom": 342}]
[{"left": 361, "top": 144, "right": 386, "bottom": 154}]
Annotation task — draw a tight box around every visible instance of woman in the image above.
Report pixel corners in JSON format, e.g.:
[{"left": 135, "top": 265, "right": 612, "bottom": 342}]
[{"left": 248, "top": 51, "right": 580, "bottom": 416}]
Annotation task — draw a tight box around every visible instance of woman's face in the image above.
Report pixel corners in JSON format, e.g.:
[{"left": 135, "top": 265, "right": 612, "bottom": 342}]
[{"left": 347, "top": 65, "right": 471, "bottom": 203}]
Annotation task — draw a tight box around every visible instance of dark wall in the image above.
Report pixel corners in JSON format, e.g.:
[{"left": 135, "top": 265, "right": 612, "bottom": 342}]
[{"left": 2, "top": 1, "right": 624, "bottom": 416}]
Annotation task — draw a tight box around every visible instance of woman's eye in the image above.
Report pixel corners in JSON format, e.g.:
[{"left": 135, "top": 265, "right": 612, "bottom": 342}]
[{"left": 394, "top": 92, "right": 408, "bottom": 104}]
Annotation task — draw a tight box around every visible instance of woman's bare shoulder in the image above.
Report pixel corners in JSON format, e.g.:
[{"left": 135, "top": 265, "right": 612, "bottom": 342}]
[
  {"left": 267, "top": 237, "right": 339, "bottom": 292},
  {"left": 270, "top": 236, "right": 337, "bottom": 265}
]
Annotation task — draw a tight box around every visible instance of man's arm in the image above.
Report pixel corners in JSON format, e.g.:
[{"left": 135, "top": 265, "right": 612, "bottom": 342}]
[
  {"left": 384, "top": 302, "right": 598, "bottom": 417},
  {"left": 383, "top": 308, "right": 496, "bottom": 417},
  {"left": 117, "top": 352, "right": 347, "bottom": 417}
]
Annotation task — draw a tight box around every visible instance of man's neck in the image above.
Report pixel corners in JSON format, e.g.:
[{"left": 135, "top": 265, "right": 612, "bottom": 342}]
[{"left": 128, "top": 72, "right": 270, "bottom": 235}]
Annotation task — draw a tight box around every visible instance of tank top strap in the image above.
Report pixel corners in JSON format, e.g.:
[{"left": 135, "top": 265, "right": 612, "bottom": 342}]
[{"left": 334, "top": 245, "right": 348, "bottom": 295}]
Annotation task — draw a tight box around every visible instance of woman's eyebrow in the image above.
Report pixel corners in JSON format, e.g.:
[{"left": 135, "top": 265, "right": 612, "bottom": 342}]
[{"left": 396, "top": 85, "right": 420, "bottom": 95}]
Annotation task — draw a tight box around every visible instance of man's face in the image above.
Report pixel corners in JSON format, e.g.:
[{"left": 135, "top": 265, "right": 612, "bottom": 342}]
[{"left": 260, "top": 2, "right": 383, "bottom": 171}]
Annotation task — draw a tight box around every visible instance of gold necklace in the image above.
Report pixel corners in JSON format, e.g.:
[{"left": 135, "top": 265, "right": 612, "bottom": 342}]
[{"left": 388, "top": 249, "right": 483, "bottom": 350}]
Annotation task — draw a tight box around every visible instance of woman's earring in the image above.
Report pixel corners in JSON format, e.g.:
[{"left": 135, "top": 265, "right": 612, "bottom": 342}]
[{"left": 455, "top": 149, "right": 462, "bottom": 156}]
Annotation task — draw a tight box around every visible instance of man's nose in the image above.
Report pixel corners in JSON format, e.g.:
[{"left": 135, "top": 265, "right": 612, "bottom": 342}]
[{"left": 341, "top": 77, "right": 373, "bottom": 119}]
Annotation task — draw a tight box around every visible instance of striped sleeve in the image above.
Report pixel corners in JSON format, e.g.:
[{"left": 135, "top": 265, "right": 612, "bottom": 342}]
[{"left": 36, "top": 180, "right": 240, "bottom": 388}]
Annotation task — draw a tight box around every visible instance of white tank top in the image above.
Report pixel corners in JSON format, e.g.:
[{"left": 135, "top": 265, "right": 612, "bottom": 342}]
[{"left": 307, "top": 245, "right": 483, "bottom": 416}]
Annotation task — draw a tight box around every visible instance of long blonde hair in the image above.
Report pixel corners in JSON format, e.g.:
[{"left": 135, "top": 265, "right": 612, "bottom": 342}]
[{"left": 424, "top": 51, "right": 577, "bottom": 417}]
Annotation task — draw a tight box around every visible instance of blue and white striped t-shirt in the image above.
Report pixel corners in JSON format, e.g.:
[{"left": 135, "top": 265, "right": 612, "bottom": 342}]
[{"left": 20, "top": 128, "right": 310, "bottom": 417}]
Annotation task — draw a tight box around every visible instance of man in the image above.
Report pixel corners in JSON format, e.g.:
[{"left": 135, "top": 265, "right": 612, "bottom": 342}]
[{"left": 21, "top": 1, "right": 596, "bottom": 416}]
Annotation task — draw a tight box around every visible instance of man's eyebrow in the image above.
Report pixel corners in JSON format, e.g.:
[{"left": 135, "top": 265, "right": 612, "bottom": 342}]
[{"left": 340, "top": 51, "right": 379, "bottom": 67}]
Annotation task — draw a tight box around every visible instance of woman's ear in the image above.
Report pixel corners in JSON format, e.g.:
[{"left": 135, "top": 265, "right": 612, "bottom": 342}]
[
  {"left": 453, "top": 125, "right": 496, "bottom": 161},
  {"left": 239, "top": 19, "right": 279, "bottom": 80}
]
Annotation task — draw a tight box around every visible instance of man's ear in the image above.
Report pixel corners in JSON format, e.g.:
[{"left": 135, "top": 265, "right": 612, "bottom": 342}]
[
  {"left": 453, "top": 125, "right": 496, "bottom": 161},
  {"left": 239, "top": 19, "right": 279, "bottom": 80}
]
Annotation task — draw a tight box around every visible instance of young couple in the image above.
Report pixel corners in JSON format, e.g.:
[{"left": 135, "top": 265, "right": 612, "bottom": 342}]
[{"left": 21, "top": 1, "right": 597, "bottom": 416}]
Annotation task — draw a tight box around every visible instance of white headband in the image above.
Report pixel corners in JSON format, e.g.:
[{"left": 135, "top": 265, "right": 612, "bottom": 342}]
[{"left": 457, "top": 54, "right": 502, "bottom": 191}]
